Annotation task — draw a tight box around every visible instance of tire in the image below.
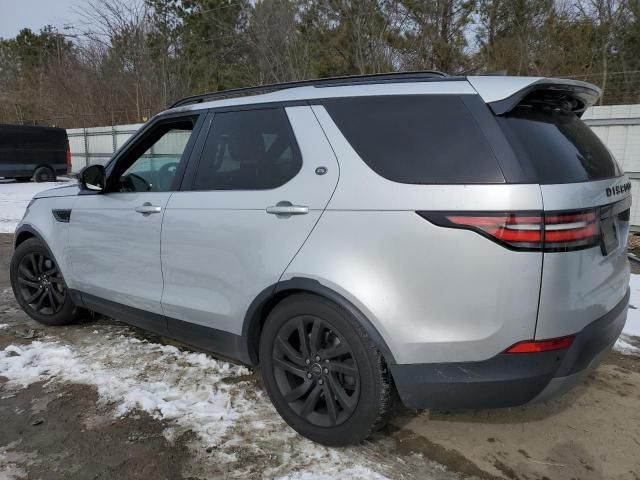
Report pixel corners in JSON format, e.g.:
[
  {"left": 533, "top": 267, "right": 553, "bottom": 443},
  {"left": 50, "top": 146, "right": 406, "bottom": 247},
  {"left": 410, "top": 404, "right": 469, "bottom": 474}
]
[
  {"left": 33, "top": 166, "right": 55, "bottom": 183},
  {"left": 14, "top": 177, "right": 31, "bottom": 182},
  {"left": 259, "top": 293, "right": 395, "bottom": 446},
  {"left": 10, "top": 238, "right": 82, "bottom": 326}
]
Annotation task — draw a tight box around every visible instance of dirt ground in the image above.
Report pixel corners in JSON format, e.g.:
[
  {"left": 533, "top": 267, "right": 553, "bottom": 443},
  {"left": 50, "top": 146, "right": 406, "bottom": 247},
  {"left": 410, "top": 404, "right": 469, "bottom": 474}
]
[{"left": 1, "top": 232, "right": 640, "bottom": 480}]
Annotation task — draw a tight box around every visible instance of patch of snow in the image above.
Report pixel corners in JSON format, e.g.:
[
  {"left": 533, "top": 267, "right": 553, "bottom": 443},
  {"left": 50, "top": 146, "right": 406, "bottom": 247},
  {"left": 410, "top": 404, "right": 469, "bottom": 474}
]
[
  {"left": 614, "top": 335, "right": 640, "bottom": 356},
  {"left": 0, "top": 329, "right": 403, "bottom": 479},
  {"left": 0, "top": 324, "right": 9, "bottom": 330},
  {"left": 624, "top": 274, "right": 640, "bottom": 337},
  {"left": 0, "top": 444, "right": 29, "bottom": 480},
  {"left": 0, "top": 180, "right": 73, "bottom": 233},
  {"left": 0, "top": 338, "right": 250, "bottom": 444}
]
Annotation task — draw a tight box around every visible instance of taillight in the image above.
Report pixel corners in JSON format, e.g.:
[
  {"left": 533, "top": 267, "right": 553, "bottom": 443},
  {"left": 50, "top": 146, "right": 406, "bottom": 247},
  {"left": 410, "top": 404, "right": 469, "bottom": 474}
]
[
  {"left": 418, "top": 208, "right": 601, "bottom": 252},
  {"left": 544, "top": 211, "right": 599, "bottom": 251},
  {"left": 65, "top": 146, "right": 71, "bottom": 166},
  {"left": 504, "top": 335, "right": 575, "bottom": 353}
]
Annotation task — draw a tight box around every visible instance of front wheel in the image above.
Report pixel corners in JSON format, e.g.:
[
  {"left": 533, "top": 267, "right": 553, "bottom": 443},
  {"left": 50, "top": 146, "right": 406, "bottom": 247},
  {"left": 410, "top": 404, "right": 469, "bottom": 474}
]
[
  {"left": 10, "top": 238, "right": 82, "bottom": 326},
  {"left": 259, "top": 294, "right": 395, "bottom": 446}
]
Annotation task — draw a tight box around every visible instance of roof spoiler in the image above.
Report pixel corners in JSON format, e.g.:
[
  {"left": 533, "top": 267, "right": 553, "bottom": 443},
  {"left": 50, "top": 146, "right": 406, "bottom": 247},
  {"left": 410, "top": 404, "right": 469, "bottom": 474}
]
[{"left": 467, "top": 77, "right": 601, "bottom": 117}]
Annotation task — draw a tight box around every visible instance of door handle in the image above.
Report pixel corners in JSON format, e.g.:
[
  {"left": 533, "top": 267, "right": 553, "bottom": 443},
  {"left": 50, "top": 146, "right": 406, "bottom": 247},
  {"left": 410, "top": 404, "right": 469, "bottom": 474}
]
[
  {"left": 135, "top": 202, "right": 162, "bottom": 215},
  {"left": 266, "top": 201, "right": 309, "bottom": 217}
]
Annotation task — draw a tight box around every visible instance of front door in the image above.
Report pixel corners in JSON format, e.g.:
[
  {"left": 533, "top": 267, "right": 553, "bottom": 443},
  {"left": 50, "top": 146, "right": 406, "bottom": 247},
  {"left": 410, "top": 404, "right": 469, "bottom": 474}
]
[
  {"left": 161, "top": 106, "right": 339, "bottom": 336},
  {"left": 67, "top": 114, "right": 202, "bottom": 325}
]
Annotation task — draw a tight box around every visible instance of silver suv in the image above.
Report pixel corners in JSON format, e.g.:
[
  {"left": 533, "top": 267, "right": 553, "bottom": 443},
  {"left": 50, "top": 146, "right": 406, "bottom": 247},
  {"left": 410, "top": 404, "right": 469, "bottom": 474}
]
[{"left": 10, "top": 72, "right": 631, "bottom": 446}]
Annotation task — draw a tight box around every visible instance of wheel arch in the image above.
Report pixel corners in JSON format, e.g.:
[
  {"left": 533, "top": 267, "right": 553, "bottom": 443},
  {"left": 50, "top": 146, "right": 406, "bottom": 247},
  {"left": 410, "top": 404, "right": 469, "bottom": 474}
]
[
  {"left": 13, "top": 225, "right": 64, "bottom": 278},
  {"left": 14, "top": 227, "right": 37, "bottom": 249},
  {"left": 242, "top": 277, "right": 397, "bottom": 366}
]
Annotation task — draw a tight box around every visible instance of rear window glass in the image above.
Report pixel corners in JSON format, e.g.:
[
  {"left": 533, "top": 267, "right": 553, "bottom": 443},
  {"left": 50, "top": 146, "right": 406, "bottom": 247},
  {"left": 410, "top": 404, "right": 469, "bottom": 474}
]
[
  {"left": 323, "top": 95, "right": 505, "bottom": 184},
  {"left": 496, "top": 105, "right": 621, "bottom": 184}
]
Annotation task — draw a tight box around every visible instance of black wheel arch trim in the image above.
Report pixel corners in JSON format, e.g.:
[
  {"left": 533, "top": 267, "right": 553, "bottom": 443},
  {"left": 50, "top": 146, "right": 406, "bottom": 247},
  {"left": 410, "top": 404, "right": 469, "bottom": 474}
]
[
  {"left": 243, "top": 277, "right": 397, "bottom": 366},
  {"left": 14, "top": 224, "right": 56, "bottom": 258}
]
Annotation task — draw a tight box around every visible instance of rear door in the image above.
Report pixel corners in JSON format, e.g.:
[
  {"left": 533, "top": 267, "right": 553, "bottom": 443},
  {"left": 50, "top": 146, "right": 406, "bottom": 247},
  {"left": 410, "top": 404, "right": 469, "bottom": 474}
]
[
  {"left": 160, "top": 106, "right": 339, "bottom": 336},
  {"left": 496, "top": 103, "right": 631, "bottom": 339}
]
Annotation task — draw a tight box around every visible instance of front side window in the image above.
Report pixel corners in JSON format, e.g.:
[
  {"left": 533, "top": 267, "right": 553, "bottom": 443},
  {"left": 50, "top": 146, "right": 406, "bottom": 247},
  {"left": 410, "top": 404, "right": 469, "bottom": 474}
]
[
  {"left": 112, "top": 116, "right": 198, "bottom": 192},
  {"left": 193, "top": 108, "right": 302, "bottom": 190}
]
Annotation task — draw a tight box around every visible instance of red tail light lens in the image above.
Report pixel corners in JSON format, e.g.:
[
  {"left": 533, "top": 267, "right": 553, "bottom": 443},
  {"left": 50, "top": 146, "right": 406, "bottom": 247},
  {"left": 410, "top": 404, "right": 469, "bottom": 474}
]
[
  {"left": 418, "top": 208, "right": 601, "bottom": 252},
  {"left": 65, "top": 146, "right": 71, "bottom": 166},
  {"left": 504, "top": 335, "right": 575, "bottom": 353},
  {"left": 445, "top": 214, "right": 543, "bottom": 249},
  {"left": 544, "top": 211, "right": 599, "bottom": 250}
]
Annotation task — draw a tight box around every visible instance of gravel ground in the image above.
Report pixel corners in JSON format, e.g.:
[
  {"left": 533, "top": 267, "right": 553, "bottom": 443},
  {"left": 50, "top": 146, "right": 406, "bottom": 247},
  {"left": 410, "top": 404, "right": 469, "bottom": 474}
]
[{"left": 1, "top": 232, "right": 640, "bottom": 480}]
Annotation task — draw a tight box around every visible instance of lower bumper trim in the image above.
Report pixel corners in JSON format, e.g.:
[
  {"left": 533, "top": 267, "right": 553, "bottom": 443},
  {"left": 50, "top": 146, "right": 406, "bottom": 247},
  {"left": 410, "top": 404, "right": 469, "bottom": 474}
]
[{"left": 390, "top": 289, "right": 629, "bottom": 410}]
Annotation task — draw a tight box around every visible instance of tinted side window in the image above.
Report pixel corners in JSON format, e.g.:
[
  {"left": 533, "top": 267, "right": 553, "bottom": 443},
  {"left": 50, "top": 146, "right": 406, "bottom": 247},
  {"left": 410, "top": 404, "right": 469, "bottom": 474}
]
[
  {"left": 194, "top": 108, "right": 302, "bottom": 190},
  {"left": 496, "top": 105, "right": 621, "bottom": 184},
  {"left": 323, "top": 95, "right": 504, "bottom": 184}
]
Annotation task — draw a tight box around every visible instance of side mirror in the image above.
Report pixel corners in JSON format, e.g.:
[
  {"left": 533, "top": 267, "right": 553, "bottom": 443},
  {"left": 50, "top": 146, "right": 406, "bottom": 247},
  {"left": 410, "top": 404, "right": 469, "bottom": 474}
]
[{"left": 80, "top": 164, "right": 106, "bottom": 192}]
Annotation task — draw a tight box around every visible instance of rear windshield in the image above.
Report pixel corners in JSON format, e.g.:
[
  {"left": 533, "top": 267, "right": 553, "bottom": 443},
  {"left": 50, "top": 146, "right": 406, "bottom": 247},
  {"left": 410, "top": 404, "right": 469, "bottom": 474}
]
[
  {"left": 496, "top": 105, "right": 621, "bottom": 184},
  {"left": 323, "top": 95, "right": 505, "bottom": 184}
]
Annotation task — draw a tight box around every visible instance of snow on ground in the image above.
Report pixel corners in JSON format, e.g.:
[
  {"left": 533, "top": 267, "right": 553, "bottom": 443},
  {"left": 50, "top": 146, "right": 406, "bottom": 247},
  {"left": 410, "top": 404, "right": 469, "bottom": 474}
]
[
  {"left": 623, "top": 273, "right": 640, "bottom": 337},
  {"left": 0, "top": 324, "right": 403, "bottom": 479},
  {"left": 0, "top": 324, "right": 9, "bottom": 330},
  {"left": 615, "top": 273, "right": 640, "bottom": 355},
  {"left": 0, "top": 179, "right": 73, "bottom": 233}
]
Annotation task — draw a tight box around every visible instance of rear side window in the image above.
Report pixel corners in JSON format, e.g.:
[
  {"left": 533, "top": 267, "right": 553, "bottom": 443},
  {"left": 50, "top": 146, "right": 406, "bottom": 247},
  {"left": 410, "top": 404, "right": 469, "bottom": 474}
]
[
  {"left": 193, "top": 108, "right": 302, "bottom": 190},
  {"left": 496, "top": 105, "right": 621, "bottom": 184},
  {"left": 323, "top": 95, "right": 504, "bottom": 184}
]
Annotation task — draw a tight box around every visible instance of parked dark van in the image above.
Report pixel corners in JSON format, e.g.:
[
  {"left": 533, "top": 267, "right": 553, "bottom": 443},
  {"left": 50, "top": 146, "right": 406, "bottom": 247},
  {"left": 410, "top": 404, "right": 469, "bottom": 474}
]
[{"left": 0, "top": 124, "right": 71, "bottom": 182}]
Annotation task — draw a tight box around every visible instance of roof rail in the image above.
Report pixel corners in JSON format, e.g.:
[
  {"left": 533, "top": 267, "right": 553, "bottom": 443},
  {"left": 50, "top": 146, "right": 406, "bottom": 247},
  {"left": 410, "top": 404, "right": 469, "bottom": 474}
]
[{"left": 169, "top": 70, "right": 449, "bottom": 109}]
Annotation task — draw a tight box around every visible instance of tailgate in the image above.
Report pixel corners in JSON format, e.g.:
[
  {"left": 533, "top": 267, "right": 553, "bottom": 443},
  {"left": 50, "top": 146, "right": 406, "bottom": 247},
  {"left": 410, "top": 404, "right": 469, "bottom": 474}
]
[
  {"left": 486, "top": 79, "right": 632, "bottom": 339},
  {"left": 536, "top": 178, "right": 631, "bottom": 339}
]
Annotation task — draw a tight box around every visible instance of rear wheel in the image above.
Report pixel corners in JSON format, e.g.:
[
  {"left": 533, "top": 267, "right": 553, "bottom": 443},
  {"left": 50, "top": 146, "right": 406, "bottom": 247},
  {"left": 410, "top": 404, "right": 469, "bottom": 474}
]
[
  {"left": 259, "top": 294, "right": 395, "bottom": 446},
  {"left": 10, "top": 238, "right": 82, "bottom": 326},
  {"left": 34, "top": 166, "right": 55, "bottom": 183}
]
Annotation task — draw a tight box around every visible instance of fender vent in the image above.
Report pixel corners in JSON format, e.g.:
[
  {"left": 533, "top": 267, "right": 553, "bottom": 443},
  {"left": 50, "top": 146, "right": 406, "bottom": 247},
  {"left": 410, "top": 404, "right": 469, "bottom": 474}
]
[{"left": 52, "top": 209, "right": 71, "bottom": 223}]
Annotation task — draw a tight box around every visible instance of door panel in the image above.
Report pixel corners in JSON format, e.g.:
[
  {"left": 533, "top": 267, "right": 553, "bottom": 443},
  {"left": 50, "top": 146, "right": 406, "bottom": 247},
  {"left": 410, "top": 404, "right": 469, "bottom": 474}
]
[
  {"left": 161, "top": 106, "right": 339, "bottom": 334},
  {"left": 67, "top": 192, "right": 170, "bottom": 315}
]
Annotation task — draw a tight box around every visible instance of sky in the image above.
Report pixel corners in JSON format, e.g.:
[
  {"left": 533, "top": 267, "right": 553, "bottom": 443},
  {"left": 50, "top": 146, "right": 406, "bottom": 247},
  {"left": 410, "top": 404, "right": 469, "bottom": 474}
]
[{"left": 0, "top": 0, "right": 83, "bottom": 39}]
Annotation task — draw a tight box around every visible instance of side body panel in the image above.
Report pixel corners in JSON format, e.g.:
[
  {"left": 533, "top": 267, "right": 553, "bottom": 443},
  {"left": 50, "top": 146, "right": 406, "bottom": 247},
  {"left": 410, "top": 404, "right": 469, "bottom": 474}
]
[
  {"left": 160, "top": 106, "right": 339, "bottom": 335},
  {"left": 282, "top": 105, "right": 544, "bottom": 365}
]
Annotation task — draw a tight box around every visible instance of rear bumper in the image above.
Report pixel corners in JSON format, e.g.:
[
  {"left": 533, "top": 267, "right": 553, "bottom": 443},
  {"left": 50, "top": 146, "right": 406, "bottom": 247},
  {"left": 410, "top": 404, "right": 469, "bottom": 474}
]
[{"left": 390, "top": 289, "right": 629, "bottom": 409}]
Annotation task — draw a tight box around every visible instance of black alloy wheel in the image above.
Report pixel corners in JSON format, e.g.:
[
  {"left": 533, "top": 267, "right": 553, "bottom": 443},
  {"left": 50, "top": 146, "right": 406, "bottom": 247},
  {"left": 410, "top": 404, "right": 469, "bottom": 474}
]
[
  {"left": 10, "top": 238, "right": 82, "bottom": 326},
  {"left": 16, "top": 252, "right": 66, "bottom": 315},
  {"left": 272, "top": 314, "right": 360, "bottom": 427},
  {"left": 259, "top": 294, "right": 395, "bottom": 446}
]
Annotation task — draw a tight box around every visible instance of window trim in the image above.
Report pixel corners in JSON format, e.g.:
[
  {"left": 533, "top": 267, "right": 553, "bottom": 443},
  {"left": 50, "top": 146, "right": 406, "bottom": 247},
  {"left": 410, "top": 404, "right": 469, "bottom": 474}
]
[
  {"left": 181, "top": 105, "right": 304, "bottom": 193},
  {"left": 103, "top": 112, "right": 205, "bottom": 194}
]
